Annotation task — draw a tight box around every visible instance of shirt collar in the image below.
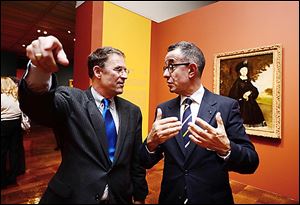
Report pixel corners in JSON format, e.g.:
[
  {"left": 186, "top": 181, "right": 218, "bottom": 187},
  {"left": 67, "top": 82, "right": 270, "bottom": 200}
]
[
  {"left": 91, "top": 86, "right": 116, "bottom": 110},
  {"left": 180, "top": 84, "right": 204, "bottom": 106}
]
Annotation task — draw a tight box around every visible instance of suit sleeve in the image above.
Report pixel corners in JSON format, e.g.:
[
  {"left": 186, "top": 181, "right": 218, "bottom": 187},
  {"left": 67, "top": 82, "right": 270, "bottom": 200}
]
[
  {"left": 18, "top": 73, "right": 58, "bottom": 127},
  {"left": 18, "top": 73, "right": 71, "bottom": 128},
  {"left": 131, "top": 108, "right": 149, "bottom": 201},
  {"left": 224, "top": 100, "right": 259, "bottom": 174},
  {"left": 139, "top": 107, "right": 164, "bottom": 169}
]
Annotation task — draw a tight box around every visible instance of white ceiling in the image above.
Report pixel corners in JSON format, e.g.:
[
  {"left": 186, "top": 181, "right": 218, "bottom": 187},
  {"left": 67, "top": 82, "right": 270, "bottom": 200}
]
[{"left": 76, "top": 1, "right": 217, "bottom": 23}]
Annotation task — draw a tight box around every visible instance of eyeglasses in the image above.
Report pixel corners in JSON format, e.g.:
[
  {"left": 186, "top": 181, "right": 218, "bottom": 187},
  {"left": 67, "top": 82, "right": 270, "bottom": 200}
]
[
  {"left": 163, "top": 63, "right": 190, "bottom": 73},
  {"left": 112, "top": 66, "right": 130, "bottom": 75}
]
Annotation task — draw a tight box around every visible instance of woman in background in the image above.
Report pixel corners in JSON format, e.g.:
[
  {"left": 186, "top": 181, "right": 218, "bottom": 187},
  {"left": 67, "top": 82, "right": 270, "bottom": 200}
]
[
  {"left": 9, "top": 76, "right": 26, "bottom": 175},
  {"left": 1, "top": 76, "right": 24, "bottom": 188}
]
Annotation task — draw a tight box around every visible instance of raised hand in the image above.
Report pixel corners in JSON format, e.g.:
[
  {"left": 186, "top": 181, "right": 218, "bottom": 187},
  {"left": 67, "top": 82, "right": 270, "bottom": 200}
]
[
  {"left": 188, "top": 112, "right": 231, "bottom": 155},
  {"left": 26, "top": 35, "right": 69, "bottom": 73},
  {"left": 146, "top": 108, "right": 182, "bottom": 152}
]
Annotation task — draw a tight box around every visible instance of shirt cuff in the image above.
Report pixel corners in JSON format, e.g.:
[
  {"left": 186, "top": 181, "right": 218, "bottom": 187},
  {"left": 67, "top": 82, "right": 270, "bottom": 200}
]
[
  {"left": 23, "top": 60, "right": 52, "bottom": 93},
  {"left": 217, "top": 150, "right": 231, "bottom": 161},
  {"left": 145, "top": 144, "right": 156, "bottom": 154}
]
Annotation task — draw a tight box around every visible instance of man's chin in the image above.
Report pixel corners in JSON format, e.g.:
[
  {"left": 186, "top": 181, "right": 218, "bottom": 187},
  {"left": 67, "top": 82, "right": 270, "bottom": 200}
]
[
  {"left": 115, "top": 89, "right": 124, "bottom": 95},
  {"left": 168, "top": 87, "right": 176, "bottom": 93}
]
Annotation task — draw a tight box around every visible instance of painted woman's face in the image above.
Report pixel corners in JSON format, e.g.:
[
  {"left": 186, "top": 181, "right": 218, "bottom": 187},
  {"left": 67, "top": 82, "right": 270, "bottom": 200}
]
[{"left": 239, "top": 66, "right": 248, "bottom": 76}]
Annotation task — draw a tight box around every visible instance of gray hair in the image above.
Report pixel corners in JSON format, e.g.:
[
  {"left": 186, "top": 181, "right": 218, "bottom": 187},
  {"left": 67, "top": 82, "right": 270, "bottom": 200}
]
[{"left": 167, "top": 41, "right": 205, "bottom": 77}]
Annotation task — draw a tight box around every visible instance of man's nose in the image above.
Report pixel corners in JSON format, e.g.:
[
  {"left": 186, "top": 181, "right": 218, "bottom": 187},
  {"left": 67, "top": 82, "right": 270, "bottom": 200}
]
[
  {"left": 163, "top": 69, "right": 170, "bottom": 78},
  {"left": 120, "top": 71, "right": 128, "bottom": 79}
]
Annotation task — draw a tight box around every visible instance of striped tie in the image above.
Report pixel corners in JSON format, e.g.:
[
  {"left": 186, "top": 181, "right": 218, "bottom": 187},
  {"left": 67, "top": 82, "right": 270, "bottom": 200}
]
[
  {"left": 181, "top": 98, "right": 193, "bottom": 148},
  {"left": 102, "top": 98, "right": 117, "bottom": 162}
]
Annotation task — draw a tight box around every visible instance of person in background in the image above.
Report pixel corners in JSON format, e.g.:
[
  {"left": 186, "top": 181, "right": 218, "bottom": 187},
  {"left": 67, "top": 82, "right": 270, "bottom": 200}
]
[
  {"left": 228, "top": 60, "right": 267, "bottom": 127},
  {"left": 139, "top": 41, "right": 259, "bottom": 204},
  {"left": 1, "top": 77, "right": 23, "bottom": 188},
  {"left": 18, "top": 35, "right": 148, "bottom": 204},
  {"left": 9, "top": 76, "right": 26, "bottom": 175}
]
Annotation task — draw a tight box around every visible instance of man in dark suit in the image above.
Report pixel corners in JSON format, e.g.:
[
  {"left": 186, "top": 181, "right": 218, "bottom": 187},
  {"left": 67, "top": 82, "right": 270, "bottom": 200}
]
[
  {"left": 139, "top": 41, "right": 259, "bottom": 204},
  {"left": 18, "top": 35, "right": 148, "bottom": 204}
]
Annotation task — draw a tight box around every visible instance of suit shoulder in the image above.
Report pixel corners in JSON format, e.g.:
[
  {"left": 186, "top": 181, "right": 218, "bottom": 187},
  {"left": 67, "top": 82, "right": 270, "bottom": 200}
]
[
  {"left": 158, "top": 97, "right": 178, "bottom": 109},
  {"left": 207, "top": 91, "right": 238, "bottom": 108},
  {"left": 215, "top": 93, "right": 236, "bottom": 103},
  {"left": 56, "top": 86, "right": 84, "bottom": 95},
  {"left": 55, "top": 86, "right": 87, "bottom": 101}
]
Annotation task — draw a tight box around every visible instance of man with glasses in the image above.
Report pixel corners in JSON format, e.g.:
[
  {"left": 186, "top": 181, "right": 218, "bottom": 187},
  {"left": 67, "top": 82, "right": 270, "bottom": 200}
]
[
  {"left": 18, "top": 35, "right": 148, "bottom": 204},
  {"left": 140, "top": 41, "right": 259, "bottom": 204}
]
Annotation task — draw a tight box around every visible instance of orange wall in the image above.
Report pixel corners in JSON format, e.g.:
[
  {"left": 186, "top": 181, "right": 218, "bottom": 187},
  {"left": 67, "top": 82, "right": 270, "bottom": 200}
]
[{"left": 149, "top": 1, "right": 299, "bottom": 200}]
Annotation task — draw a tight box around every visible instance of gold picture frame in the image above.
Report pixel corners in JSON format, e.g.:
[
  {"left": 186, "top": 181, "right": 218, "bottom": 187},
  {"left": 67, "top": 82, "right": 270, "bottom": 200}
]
[{"left": 213, "top": 44, "right": 282, "bottom": 138}]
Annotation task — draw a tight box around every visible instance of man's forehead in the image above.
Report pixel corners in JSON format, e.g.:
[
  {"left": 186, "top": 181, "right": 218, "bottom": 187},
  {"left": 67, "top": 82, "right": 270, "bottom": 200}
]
[
  {"left": 165, "top": 49, "right": 183, "bottom": 63},
  {"left": 107, "top": 53, "right": 125, "bottom": 63}
]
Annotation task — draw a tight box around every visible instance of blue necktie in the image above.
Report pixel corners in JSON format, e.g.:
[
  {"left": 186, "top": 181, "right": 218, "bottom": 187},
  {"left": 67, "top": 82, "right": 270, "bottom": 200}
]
[
  {"left": 181, "top": 98, "right": 193, "bottom": 148},
  {"left": 102, "top": 98, "right": 117, "bottom": 162}
]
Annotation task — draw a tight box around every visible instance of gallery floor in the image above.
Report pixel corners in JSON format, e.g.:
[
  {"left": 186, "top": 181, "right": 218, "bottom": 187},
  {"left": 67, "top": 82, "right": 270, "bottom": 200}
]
[{"left": 1, "top": 125, "right": 298, "bottom": 204}]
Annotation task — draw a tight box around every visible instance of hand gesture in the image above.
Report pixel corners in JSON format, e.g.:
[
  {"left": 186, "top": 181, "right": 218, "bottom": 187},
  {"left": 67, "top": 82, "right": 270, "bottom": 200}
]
[
  {"left": 26, "top": 35, "right": 69, "bottom": 73},
  {"left": 146, "top": 108, "right": 182, "bottom": 152},
  {"left": 188, "top": 112, "right": 230, "bottom": 155}
]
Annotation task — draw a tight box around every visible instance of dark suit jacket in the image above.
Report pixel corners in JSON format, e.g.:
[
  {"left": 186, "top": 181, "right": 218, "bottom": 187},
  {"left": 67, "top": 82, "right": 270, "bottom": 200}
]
[
  {"left": 140, "top": 88, "right": 259, "bottom": 204},
  {"left": 19, "top": 76, "right": 148, "bottom": 204}
]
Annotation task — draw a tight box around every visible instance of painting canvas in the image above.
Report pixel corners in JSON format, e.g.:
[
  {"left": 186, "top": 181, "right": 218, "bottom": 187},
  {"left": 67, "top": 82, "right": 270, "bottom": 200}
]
[{"left": 213, "top": 44, "right": 282, "bottom": 138}]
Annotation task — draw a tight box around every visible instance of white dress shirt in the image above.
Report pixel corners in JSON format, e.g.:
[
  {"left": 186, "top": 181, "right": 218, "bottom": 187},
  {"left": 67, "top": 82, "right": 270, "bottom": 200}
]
[
  {"left": 91, "top": 87, "right": 119, "bottom": 133},
  {"left": 180, "top": 85, "right": 204, "bottom": 123}
]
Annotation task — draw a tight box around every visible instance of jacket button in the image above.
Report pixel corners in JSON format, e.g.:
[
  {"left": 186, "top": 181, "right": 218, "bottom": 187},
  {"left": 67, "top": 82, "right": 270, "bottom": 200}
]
[
  {"left": 95, "top": 193, "right": 100, "bottom": 201},
  {"left": 184, "top": 170, "right": 188, "bottom": 176}
]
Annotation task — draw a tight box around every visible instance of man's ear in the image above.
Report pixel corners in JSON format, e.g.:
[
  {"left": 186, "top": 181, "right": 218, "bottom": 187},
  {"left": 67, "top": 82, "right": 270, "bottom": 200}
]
[
  {"left": 93, "top": 65, "right": 102, "bottom": 78},
  {"left": 188, "top": 63, "right": 197, "bottom": 78}
]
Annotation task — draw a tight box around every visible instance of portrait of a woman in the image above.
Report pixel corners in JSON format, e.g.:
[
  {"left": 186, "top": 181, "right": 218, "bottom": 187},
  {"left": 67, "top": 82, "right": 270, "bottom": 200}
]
[{"left": 228, "top": 60, "right": 267, "bottom": 127}]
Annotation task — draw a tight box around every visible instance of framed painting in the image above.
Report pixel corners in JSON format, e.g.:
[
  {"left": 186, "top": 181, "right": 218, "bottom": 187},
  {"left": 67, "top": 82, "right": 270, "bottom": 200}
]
[{"left": 213, "top": 44, "right": 282, "bottom": 138}]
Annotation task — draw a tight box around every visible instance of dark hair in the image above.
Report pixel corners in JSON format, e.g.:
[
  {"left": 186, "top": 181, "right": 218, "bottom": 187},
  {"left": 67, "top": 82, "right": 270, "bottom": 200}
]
[
  {"left": 167, "top": 41, "right": 205, "bottom": 77},
  {"left": 87, "top": 47, "right": 125, "bottom": 78},
  {"left": 235, "top": 60, "right": 249, "bottom": 73}
]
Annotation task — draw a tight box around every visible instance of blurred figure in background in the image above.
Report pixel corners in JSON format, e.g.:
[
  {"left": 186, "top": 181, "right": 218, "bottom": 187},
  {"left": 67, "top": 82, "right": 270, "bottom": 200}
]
[
  {"left": 1, "top": 76, "right": 24, "bottom": 188},
  {"left": 9, "top": 76, "right": 27, "bottom": 175}
]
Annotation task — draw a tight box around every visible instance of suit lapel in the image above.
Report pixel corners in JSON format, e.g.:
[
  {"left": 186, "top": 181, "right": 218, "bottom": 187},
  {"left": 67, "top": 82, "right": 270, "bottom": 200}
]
[
  {"left": 167, "top": 97, "right": 186, "bottom": 157},
  {"left": 112, "top": 97, "right": 128, "bottom": 165},
  {"left": 85, "top": 89, "right": 111, "bottom": 164},
  {"left": 185, "top": 89, "right": 217, "bottom": 161}
]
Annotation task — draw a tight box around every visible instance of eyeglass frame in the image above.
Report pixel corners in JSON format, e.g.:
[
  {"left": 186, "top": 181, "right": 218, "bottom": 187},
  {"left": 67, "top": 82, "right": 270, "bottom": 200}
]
[
  {"left": 163, "top": 63, "right": 190, "bottom": 73},
  {"left": 112, "top": 66, "right": 130, "bottom": 75}
]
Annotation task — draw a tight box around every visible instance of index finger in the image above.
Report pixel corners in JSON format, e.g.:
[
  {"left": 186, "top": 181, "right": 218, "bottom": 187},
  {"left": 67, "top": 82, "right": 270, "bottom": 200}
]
[
  {"left": 195, "top": 117, "right": 215, "bottom": 133},
  {"left": 159, "top": 116, "right": 180, "bottom": 125},
  {"left": 216, "top": 112, "right": 225, "bottom": 130},
  {"left": 41, "top": 36, "right": 69, "bottom": 66},
  {"left": 155, "top": 108, "right": 162, "bottom": 121}
]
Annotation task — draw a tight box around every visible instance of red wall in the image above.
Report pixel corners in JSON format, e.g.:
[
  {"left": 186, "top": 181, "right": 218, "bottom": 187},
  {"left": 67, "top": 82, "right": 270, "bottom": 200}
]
[
  {"left": 149, "top": 1, "right": 299, "bottom": 200},
  {"left": 73, "top": 1, "right": 103, "bottom": 89},
  {"left": 16, "top": 69, "right": 25, "bottom": 80}
]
